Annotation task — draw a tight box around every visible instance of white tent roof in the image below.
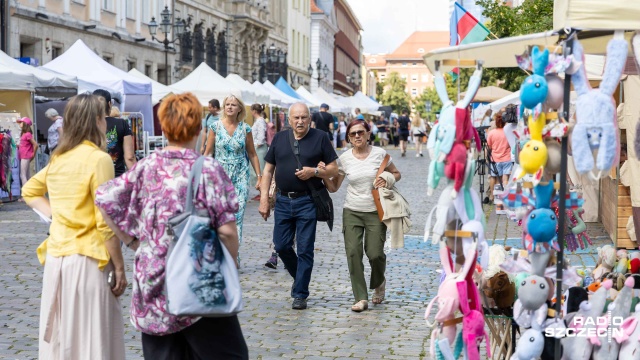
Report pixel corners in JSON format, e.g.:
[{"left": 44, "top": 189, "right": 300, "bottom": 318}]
[
  {"left": 553, "top": 0, "right": 640, "bottom": 31},
  {"left": 0, "top": 51, "right": 76, "bottom": 90},
  {"left": 128, "top": 68, "right": 179, "bottom": 105},
  {"left": 250, "top": 81, "right": 276, "bottom": 106},
  {"left": 226, "top": 74, "right": 264, "bottom": 104},
  {"left": 295, "top": 87, "right": 324, "bottom": 108},
  {"left": 0, "top": 61, "right": 36, "bottom": 91},
  {"left": 352, "top": 91, "right": 381, "bottom": 113},
  {"left": 262, "top": 80, "right": 303, "bottom": 107},
  {"left": 172, "top": 63, "right": 242, "bottom": 106},
  {"left": 43, "top": 39, "right": 151, "bottom": 95},
  {"left": 313, "top": 87, "right": 350, "bottom": 113}
]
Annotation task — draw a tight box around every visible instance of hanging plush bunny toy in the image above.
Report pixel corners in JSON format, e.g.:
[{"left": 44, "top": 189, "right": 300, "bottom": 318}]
[
  {"left": 571, "top": 32, "right": 627, "bottom": 180},
  {"left": 517, "top": 47, "right": 549, "bottom": 182}
]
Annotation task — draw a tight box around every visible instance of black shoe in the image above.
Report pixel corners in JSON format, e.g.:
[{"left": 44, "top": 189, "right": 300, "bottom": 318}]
[
  {"left": 292, "top": 298, "right": 307, "bottom": 310},
  {"left": 483, "top": 197, "right": 490, "bottom": 204},
  {"left": 264, "top": 252, "right": 277, "bottom": 269}
]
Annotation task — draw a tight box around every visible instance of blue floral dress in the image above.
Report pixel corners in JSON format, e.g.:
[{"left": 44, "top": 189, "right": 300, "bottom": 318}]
[{"left": 211, "top": 121, "right": 251, "bottom": 247}]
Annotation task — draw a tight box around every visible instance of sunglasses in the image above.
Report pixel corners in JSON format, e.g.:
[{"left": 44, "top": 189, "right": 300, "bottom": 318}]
[{"left": 348, "top": 130, "right": 366, "bottom": 138}]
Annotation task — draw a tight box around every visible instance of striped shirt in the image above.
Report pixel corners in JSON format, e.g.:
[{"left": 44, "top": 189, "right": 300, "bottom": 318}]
[{"left": 338, "top": 146, "right": 391, "bottom": 212}]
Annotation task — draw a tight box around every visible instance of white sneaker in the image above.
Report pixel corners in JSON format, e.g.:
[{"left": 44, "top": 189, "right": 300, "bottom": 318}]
[{"left": 415, "top": 153, "right": 420, "bottom": 157}]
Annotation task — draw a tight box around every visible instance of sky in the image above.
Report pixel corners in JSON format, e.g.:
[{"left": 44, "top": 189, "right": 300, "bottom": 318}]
[{"left": 348, "top": 0, "right": 450, "bottom": 54}]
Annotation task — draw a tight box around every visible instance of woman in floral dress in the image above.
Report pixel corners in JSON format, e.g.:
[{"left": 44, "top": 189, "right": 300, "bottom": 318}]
[
  {"left": 95, "top": 93, "right": 248, "bottom": 359},
  {"left": 204, "top": 95, "right": 262, "bottom": 261}
]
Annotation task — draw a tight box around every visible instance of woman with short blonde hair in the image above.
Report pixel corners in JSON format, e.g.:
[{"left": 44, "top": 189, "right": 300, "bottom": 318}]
[
  {"left": 411, "top": 114, "right": 427, "bottom": 157},
  {"left": 204, "top": 95, "right": 262, "bottom": 265},
  {"left": 23, "top": 94, "right": 127, "bottom": 359}
]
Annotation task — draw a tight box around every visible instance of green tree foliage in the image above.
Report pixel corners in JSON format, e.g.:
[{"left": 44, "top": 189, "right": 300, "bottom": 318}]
[
  {"left": 374, "top": 70, "right": 384, "bottom": 99},
  {"left": 379, "top": 72, "right": 411, "bottom": 113},
  {"left": 475, "top": 0, "right": 555, "bottom": 91},
  {"left": 414, "top": 69, "right": 476, "bottom": 120}
]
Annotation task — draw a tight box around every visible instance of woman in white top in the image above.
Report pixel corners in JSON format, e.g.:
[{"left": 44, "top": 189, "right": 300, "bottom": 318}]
[
  {"left": 44, "top": 108, "right": 63, "bottom": 154},
  {"left": 338, "top": 115, "right": 347, "bottom": 149},
  {"left": 250, "top": 104, "right": 268, "bottom": 191},
  {"left": 411, "top": 114, "right": 427, "bottom": 157},
  {"left": 323, "top": 120, "right": 401, "bottom": 312}
]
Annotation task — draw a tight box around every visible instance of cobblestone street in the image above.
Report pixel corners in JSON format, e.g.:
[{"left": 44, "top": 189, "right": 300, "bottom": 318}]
[{"left": 0, "top": 148, "right": 610, "bottom": 359}]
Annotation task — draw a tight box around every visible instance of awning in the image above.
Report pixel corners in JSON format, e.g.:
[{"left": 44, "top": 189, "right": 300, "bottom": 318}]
[{"left": 461, "top": 86, "right": 512, "bottom": 103}]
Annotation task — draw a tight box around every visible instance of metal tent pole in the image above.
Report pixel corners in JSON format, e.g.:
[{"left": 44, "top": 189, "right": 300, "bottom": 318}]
[{"left": 555, "top": 32, "right": 575, "bottom": 360}]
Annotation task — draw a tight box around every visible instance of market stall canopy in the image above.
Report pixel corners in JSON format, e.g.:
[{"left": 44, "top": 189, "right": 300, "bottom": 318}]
[
  {"left": 44, "top": 39, "right": 151, "bottom": 95},
  {"left": 263, "top": 80, "right": 306, "bottom": 107},
  {"left": 553, "top": 0, "right": 640, "bottom": 31},
  {"left": 251, "top": 81, "right": 276, "bottom": 106},
  {"left": 172, "top": 63, "right": 243, "bottom": 106},
  {"left": 423, "top": 31, "right": 635, "bottom": 73},
  {"left": 295, "top": 87, "right": 323, "bottom": 108},
  {"left": 461, "top": 86, "right": 512, "bottom": 103},
  {"left": 128, "top": 68, "right": 178, "bottom": 105},
  {"left": 226, "top": 74, "right": 265, "bottom": 104},
  {"left": 275, "top": 77, "right": 304, "bottom": 101},
  {"left": 352, "top": 91, "right": 382, "bottom": 113},
  {"left": 0, "top": 62, "right": 36, "bottom": 91},
  {"left": 0, "top": 51, "right": 76, "bottom": 93},
  {"left": 313, "top": 87, "right": 350, "bottom": 113}
]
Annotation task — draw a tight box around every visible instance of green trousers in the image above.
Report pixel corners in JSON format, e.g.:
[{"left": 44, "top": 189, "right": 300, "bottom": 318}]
[{"left": 343, "top": 208, "right": 387, "bottom": 302}]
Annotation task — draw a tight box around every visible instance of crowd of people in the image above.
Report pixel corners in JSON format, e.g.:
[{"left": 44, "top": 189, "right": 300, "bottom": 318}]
[{"left": 19, "top": 93, "right": 424, "bottom": 358}]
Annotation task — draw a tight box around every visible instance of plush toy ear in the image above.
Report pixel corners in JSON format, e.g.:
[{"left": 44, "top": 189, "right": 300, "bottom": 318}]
[
  {"left": 613, "top": 317, "right": 638, "bottom": 343},
  {"left": 596, "top": 124, "right": 618, "bottom": 172},
  {"left": 434, "top": 72, "right": 451, "bottom": 105},
  {"left": 571, "top": 40, "right": 590, "bottom": 96},
  {"left": 599, "top": 37, "right": 629, "bottom": 97}
]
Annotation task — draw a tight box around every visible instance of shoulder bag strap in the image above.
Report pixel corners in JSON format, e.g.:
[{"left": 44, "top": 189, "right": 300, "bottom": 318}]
[
  {"left": 287, "top": 130, "right": 316, "bottom": 193},
  {"left": 185, "top": 156, "right": 206, "bottom": 214},
  {"left": 376, "top": 154, "right": 391, "bottom": 179}
]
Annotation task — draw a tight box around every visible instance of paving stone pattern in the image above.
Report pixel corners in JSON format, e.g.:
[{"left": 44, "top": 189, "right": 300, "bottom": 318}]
[{"left": 0, "top": 148, "right": 611, "bottom": 359}]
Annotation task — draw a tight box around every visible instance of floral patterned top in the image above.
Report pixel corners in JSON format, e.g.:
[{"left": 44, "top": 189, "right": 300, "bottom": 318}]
[{"left": 94, "top": 148, "right": 238, "bottom": 335}]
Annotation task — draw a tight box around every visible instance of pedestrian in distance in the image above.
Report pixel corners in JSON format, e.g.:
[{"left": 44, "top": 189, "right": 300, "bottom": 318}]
[
  {"left": 92, "top": 89, "right": 137, "bottom": 177},
  {"left": 44, "top": 108, "right": 63, "bottom": 155},
  {"left": 17, "top": 117, "right": 37, "bottom": 196},
  {"left": 338, "top": 114, "right": 348, "bottom": 149},
  {"left": 199, "top": 99, "right": 220, "bottom": 155},
  {"left": 354, "top": 107, "right": 365, "bottom": 120},
  {"left": 486, "top": 110, "right": 513, "bottom": 203},
  {"left": 311, "top": 103, "right": 334, "bottom": 143},
  {"left": 376, "top": 115, "right": 390, "bottom": 147},
  {"left": 204, "top": 95, "right": 263, "bottom": 266},
  {"left": 322, "top": 119, "right": 401, "bottom": 312},
  {"left": 95, "top": 92, "right": 249, "bottom": 360},
  {"left": 397, "top": 109, "right": 411, "bottom": 156},
  {"left": 411, "top": 114, "right": 427, "bottom": 157},
  {"left": 23, "top": 94, "right": 127, "bottom": 360},
  {"left": 250, "top": 103, "right": 268, "bottom": 200},
  {"left": 258, "top": 102, "right": 339, "bottom": 310}
]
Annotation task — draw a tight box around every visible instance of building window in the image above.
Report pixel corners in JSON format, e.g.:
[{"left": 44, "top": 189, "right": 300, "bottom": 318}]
[
  {"left": 422, "top": 74, "right": 429, "bottom": 82},
  {"left": 411, "top": 88, "right": 417, "bottom": 96},
  {"left": 411, "top": 74, "right": 418, "bottom": 82},
  {"left": 145, "top": 64, "right": 152, "bottom": 77},
  {"left": 126, "top": 0, "right": 135, "bottom": 19},
  {"left": 380, "top": 74, "right": 386, "bottom": 81},
  {"left": 369, "top": 58, "right": 377, "bottom": 64},
  {"left": 402, "top": 62, "right": 407, "bottom": 67},
  {"left": 126, "top": 59, "right": 136, "bottom": 71},
  {"left": 417, "top": 48, "right": 425, "bottom": 53},
  {"left": 103, "top": 55, "right": 113, "bottom": 64},
  {"left": 52, "top": 46, "right": 63, "bottom": 60},
  {"left": 412, "top": 62, "right": 417, "bottom": 66},
  {"left": 102, "top": 0, "right": 114, "bottom": 12},
  {"left": 401, "top": 74, "right": 407, "bottom": 80}
]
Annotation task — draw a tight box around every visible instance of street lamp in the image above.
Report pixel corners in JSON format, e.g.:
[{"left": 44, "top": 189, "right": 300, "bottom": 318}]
[
  {"left": 256, "top": 43, "right": 287, "bottom": 83},
  {"left": 346, "top": 69, "right": 362, "bottom": 92},
  {"left": 308, "top": 58, "right": 330, "bottom": 82},
  {"left": 148, "top": 6, "right": 185, "bottom": 85}
]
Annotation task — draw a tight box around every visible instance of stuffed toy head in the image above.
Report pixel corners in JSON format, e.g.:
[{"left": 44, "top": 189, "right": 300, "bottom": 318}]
[
  {"left": 544, "top": 74, "right": 564, "bottom": 110},
  {"left": 570, "top": 35, "right": 627, "bottom": 177},
  {"left": 517, "top": 113, "right": 548, "bottom": 180},
  {"left": 563, "top": 287, "right": 589, "bottom": 315},
  {"left": 629, "top": 258, "right": 640, "bottom": 274},
  {"left": 525, "top": 181, "right": 558, "bottom": 252},
  {"left": 510, "top": 328, "right": 545, "bottom": 360},
  {"left": 483, "top": 271, "right": 516, "bottom": 309},
  {"left": 517, "top": 275, "right": 550, "bottom": 310},
  {"left": 520, "top": 46, "right": 549, "bottom": 110}
]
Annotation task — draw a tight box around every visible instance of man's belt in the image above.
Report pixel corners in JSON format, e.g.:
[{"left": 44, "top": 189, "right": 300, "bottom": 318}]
[{"left": 278, "top": 190, "right": 310, "bottom": 199}]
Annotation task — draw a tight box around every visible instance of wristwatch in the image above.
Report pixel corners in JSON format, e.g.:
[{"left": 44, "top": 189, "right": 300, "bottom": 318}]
[{"left": 314, "top": 168, "right": 319, "bottom": 177}]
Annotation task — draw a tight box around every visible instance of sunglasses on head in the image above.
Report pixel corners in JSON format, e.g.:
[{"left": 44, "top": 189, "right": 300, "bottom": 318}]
[{"left": 348, "top": 130, "right": 366, "bottom": 138}]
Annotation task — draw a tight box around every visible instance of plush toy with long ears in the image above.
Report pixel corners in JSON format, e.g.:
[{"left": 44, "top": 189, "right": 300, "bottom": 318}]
[
  {"left": 445, "top": 107, "right": 481, "bottom": 199},
  {"left": 520, "top": 46, "right": 550, "bottom": 116},
  {"left": 426, "top": 63, "right": 482, "bottom": 196},
  {"left": 591, "top": 276, "right": 634, "bottom": 360},
  {"left": 571, "top": 32, "right": 627, "bottom": 180},
  {"left": 525, "top": 181, "right": 559, "bottom": 253},
  {"left": 516, "top": 112, "right": 548, "bottom": 183},
  {"left": 513, "top": 275, "right": 549, "bottom": 329}
]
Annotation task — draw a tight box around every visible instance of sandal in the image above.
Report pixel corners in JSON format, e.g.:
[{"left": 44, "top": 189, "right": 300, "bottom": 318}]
[
  {"left": 351, "top": 300, "right": 368, "bottom": 312},
  {"left": 372, "top": 279, "right": 386, "bottom": 304}
]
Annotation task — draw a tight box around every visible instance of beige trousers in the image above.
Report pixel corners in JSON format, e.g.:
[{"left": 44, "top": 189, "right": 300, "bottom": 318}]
[{"left": 39, "top": 254, "right": 125, "bottom": 360}]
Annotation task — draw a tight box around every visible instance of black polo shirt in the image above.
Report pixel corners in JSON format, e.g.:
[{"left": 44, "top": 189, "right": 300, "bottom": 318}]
[{"left": 265, "top": 128, "right": 338, "bottom": 193}]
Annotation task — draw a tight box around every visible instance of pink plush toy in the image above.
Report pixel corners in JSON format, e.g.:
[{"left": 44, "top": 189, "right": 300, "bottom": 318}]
[{"left": 444, "top": 107, "right": 481, "bottom": 199}]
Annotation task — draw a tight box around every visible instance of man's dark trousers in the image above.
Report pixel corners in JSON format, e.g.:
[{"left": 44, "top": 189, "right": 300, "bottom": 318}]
[{"left": 273, "top": 193, "right": 317, "bottom": 299}]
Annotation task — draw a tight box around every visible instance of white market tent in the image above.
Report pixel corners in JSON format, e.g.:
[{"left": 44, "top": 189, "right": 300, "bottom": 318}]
[
  {"left": 553, "top": 0, "right": 640, "bottom": 31},
  {"left": 43, "top": 39, "right": 154, "bottom": 133},
  {"left": 295, "top": 87, "right": 324, "bottom": 108},
  {"left": 225, "top": 74, "right": 263, "bottom": 104},
  {"left": 250, "top": 81, "right": 276, "bottom": 106},
  {"left": 172, "top": 63, "right": 242, "bottom": 106},
  {"left": 313, "top": 87, "right": 350, "bottom": 113},
  {"left": 352, "top": 91, "right": 381, "bottom": 114},
  {"left": 262, "top": 80, "right": 304, "bottom": 107},
  {"left": 128, "top": 68, "right": 179, "bottom": 105},
  {"left": 0, "top": 51, "right": 76, "bottom": 91}
]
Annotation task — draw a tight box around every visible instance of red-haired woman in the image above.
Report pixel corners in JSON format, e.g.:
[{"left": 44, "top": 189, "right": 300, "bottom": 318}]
[
  {"left": 323, "top": 120, "right": 401, "bottom": 312},
  {"left": 95, "top": 92, "right": 248, "bottom": 359}
]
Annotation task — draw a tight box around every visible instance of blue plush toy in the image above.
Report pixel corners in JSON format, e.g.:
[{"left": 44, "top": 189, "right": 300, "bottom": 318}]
[
  {"left": 519, "top": 46, "right": 549, "bottom": 114},
  {"left": 526, "top": 181, "right": 558, "bottom": 253},
  {"left": 570, "top": 32, "right": 627, "bottom": 180}
]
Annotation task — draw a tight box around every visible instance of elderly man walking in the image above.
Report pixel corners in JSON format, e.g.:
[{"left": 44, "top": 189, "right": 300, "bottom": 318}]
[{"left": 259, "top": 102, "right": 338, "bottom": 310}]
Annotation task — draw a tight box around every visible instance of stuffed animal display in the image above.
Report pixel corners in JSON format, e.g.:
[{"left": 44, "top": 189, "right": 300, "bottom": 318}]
[{"left": 570, "top": 33, "right": 627, "bottom": 179}]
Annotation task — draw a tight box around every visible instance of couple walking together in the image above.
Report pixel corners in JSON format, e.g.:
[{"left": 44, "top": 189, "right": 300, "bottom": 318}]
[{"left": 258, "top": 102, "right": 401, "bottom": 312}]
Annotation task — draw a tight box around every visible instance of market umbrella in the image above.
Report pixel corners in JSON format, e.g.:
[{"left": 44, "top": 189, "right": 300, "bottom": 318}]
[{"left": 461, "top": 86, "right": 513, "bottom": 103}]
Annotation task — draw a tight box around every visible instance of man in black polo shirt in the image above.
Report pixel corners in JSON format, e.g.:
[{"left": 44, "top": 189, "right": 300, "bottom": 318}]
[
  {"left": 311, "top": 103, "right": 334, "bottom": 142},
  {"left": 259, "top": 102, "right": 338, "bottom": 310}
]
